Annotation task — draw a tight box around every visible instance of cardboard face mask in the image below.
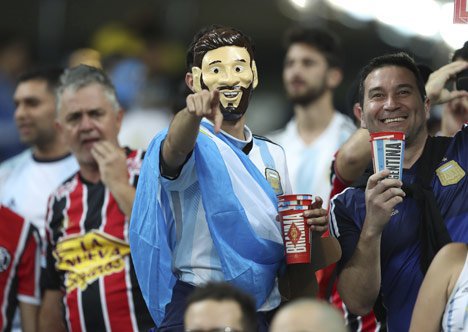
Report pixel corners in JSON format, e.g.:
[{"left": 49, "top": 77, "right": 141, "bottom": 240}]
[{"left": 192, "top": 46, "right": 258, "bottom": 121}]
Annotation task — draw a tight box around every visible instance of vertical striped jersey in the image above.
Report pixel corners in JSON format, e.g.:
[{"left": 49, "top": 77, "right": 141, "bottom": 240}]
[
  {"left": 43, "top": 149, "right": 153, "bottom": 332},
  {"left": 0, "top": 206, "right": 41, "bottom": 332}
]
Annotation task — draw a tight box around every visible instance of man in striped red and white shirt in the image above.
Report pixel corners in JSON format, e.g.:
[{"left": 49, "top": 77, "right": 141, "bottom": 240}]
[
  {"left": 0, "top": 205, "right": 41, "bottom": 332},
  {"left": 40, "top": 65, "right": 153, "bottom": 332}
]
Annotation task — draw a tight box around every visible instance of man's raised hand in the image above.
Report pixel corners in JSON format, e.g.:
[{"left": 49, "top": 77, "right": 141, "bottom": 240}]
[{"left": 186, "top": 89, "right": 223, "bottom": 133}]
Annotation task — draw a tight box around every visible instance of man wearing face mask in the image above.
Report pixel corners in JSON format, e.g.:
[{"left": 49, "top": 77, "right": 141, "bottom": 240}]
[{"left": 129, "top": 25, "right": 329, "bottom": 332}]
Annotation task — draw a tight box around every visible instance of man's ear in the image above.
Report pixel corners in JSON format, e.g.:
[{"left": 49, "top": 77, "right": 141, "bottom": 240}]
[
  {"left": 251, "top": 60, "right": 258, "bottom": 89},
  {"left": 360, "top": 109, "right": 367, "bottom": 129},
  {"left": 424, "top": 97, "right": 431, "bottom": 120},
  {"left": 187, "top": 67, "right": 202, "bottom": 92},
  {"left": 326, "top": 67, "right": 343, "bottom": 89},
  {"left": 116, "top": 109, "right": 124, "bottom": 132},
  {"left": 353, "top": 103, "right": 362, "bottom": 124}
]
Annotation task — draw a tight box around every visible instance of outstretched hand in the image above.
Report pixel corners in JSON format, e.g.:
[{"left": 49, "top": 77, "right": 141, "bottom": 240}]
[{"left": 186, "top": 89, "right": 223, "bottom": 133}]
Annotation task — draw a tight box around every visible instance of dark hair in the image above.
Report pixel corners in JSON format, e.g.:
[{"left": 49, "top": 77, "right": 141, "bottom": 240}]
[
  {"left": 283, "top": 26, "right": 343, "bottom": 69},
  {"left": 186, "top": 282, "right": 257, "bottom": 332},
  {"left": 345, "top": 78, "right": 360, "bottom": 123},
  {"left": 358, "top": 52, "right": 426, "bottom": 107},
  {"left": 186, "top": 25, "right": 255, "bottom": 71},
  {"left": 452, "top": 41, "right": 468, "bottom": 61},
  {"left": 17, "top": 66, "right": 64, "bottom": 93},
  {"left": 416, "top": 63, "right": 433, "bottom": 85}
]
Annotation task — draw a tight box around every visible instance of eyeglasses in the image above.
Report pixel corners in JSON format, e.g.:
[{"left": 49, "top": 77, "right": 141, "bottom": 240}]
[{"left": 185, "top": 328, "right": 242, "bottom": 332}]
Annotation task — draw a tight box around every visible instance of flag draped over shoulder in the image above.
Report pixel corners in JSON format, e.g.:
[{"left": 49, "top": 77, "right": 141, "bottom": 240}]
[{"left": 129, "top": 122, "right": 284, "bottom": 326}]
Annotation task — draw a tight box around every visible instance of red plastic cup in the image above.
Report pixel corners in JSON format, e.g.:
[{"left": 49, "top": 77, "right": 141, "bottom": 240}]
[{"left": 278, "top": 205, "right": 310, "bottom": 264}]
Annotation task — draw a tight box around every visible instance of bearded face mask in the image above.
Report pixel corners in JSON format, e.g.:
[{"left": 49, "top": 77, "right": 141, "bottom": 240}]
[{"left": 191, "top": 46, "right": 258, "bottom": 121}]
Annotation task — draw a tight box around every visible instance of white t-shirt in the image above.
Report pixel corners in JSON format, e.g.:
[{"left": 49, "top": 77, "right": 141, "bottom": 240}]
[
  {"left": 0, "top": 149, "right": 79, "bottom": 238},
  {"left": 267, "top": 112, "right": 356, "bottom": 207}
]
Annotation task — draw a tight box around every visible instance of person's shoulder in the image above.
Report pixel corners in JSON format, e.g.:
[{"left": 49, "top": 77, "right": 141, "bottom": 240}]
[
  {"left": 51, "top": 173, "right": 79, "bottom": 200},
  {"left": 0, "top": 150, "right": 32, "bottom": 186},
  {"left": 253, "top": 134, "right": 287, "bottom": 159},
  {"left": 253, "top": 134, "right": 282, "bottom": 147},
  {"left": 334, "top": 112, "right": 357, "bottom": 132},
  {"left": 330, "top": 185, "right": 364, "bottom": 212},
  {"left": 0, "top": 205, "right": 25, "bottom": 224},
  {"left": 435, "top": 243, "right": 467, "bottom": 263},
  {"left": 265, "top": 118, "right": 296, "bottom": 143},
  {"left": 0, "top": 149, "right": 32, "bottom": 171},
  {"left": 431, "top": 243, "right": 468, "bottom": 292}
]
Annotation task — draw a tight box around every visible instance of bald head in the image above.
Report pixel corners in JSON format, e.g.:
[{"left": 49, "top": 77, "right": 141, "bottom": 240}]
[{"left": 270, "top": 299, "right": 349, "bottom": 332}]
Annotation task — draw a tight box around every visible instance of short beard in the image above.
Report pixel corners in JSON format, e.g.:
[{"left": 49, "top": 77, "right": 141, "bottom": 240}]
[
  {"left": 201, "top": 77, "right": 253, "bottom": 122},
  {"left": 288, "top": 84, "right": 326, "bottom": 107}
]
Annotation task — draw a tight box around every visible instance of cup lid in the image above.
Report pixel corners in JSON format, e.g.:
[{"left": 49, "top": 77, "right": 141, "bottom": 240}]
[{"left": 278, "top": 194, "right": 315, "bottom": 201}]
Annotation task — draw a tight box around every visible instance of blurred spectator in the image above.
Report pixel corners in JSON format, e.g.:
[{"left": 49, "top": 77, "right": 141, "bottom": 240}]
[
  {"left": 0, "top": 34, "right": 31, "bottom": 162},
  {"left": 0, "top": 66, "right": 78, "bottom": 239},
  {"left": 68, "top": 48, "right": 102, "bottom": 69},
  {"left": 270, "top": 298, "right": 349, "bottom": 332},
  {"left": 267, "top": 26, "right": 356, "bottom": 207},
  {"left": 90, "top": 22, "right": 179, "bottom": 149},
  {"left": 0, "top": 205, "right": 41, "bottom": 332},
  {"left": 439, "top": 41, "right": 468, "bottom": 136},
  {"left": 184, "top": 282, "right": 257, "bottom": 332}
]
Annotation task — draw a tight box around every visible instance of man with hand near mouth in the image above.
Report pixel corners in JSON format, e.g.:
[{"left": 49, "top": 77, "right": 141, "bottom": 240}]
[
  {"left": 329, "top": 52, "right": 468, "bottom": 331},
  {"left": 129, "top": 25, "right": 329, "bottom": 332},
  {"left": 39, "top": 65, "right": 153, "bottom": 332}
]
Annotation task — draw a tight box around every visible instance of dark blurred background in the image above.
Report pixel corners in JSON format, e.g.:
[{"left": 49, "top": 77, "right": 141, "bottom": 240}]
[{"left": 1, "top": 0, "right": 467, "bottom": 161}]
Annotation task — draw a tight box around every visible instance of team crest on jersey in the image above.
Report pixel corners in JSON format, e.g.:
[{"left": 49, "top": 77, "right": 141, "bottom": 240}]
[
  {"left": 436, "top": 160, "right": 465, "bottom": 186},
  {"left": 0, "top": 247, "right": 11, "bottom": 272},
  {"left": 53, "top": 230, "right": 130, "bottom": 292},
  {"left": 265, "top": 168, "right": 284, "bottom": 195}
]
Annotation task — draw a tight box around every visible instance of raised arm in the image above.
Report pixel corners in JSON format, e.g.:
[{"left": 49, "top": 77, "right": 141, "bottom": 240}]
[
  {"left": 425, "top": 60, "right": 468, "bottom": 105},
  {"left": 334, "top": 128, "right": 371, "bottom": 183},
  {"left": 162, "top": 89, "right": 222, "bottom": 176},
  {"left": 425, "top": 60, "right": 468, "bottom": 136},
  {"left": 337, "top": 170, "right": 405, "bottom": 315}
]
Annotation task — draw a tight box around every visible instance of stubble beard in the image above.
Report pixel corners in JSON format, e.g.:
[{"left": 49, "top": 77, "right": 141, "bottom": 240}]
[{"left": 287, "top": 83, "right": 326, "bottom": 107}]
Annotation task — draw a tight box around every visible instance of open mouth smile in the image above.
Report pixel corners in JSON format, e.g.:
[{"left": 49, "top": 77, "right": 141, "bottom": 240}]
[
  {"left": 222, "top": 91, "right": 240, "bottom": 99},
  {"left": 381, "top": 116, "right": 407, "bottom": 124}
]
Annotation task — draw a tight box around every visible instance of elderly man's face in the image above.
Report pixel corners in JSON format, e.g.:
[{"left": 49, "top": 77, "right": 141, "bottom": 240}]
[
  {"left": 56, "top": 84, "right": 122, "bottom": 166},
  {"left": 192, "top": 46, "right": 258, "bottom": 121}
]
